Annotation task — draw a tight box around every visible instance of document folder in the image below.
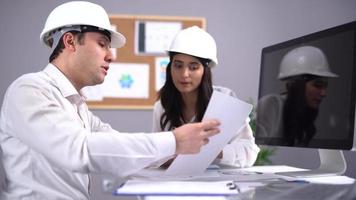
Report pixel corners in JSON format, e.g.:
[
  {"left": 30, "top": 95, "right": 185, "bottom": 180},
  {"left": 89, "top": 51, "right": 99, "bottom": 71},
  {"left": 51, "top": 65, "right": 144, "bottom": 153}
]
[{"left": 114, "top": 180, "right": 239, "bottom": 196}]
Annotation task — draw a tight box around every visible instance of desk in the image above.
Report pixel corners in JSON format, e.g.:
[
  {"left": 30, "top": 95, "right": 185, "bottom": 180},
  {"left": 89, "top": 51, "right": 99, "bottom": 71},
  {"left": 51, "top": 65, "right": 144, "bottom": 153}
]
[{"left": 102, "top": 165, "right": 355, "bottom": 200}]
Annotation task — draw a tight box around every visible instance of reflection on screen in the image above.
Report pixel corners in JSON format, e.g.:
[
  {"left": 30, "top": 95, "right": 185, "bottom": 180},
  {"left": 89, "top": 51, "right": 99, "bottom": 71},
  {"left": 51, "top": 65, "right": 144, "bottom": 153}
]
[{"left": 256, "top": 23, "right": 355, "bottom": 150}]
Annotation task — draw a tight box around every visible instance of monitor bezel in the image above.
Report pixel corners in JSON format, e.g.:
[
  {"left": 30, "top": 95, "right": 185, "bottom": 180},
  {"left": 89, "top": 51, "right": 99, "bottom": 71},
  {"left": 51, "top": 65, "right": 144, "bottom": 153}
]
[{"left": 255, "top": 21, "right": 356, "bottom": 150}]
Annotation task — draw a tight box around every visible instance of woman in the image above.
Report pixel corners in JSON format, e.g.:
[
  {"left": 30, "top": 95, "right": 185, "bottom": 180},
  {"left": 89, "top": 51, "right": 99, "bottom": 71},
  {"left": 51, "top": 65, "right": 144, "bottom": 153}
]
[{"left": 152, "top": 26, "right": 259, "bottom": 168}]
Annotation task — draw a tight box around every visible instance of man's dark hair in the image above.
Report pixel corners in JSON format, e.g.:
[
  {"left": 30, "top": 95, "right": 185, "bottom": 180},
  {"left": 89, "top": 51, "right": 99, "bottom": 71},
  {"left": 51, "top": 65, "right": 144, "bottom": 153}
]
[
  {"left": 49, "top": 31, "right": 85, "bottom": 62},
  {"left": 49, "top": 25, "right": 111, "bottom": 62}
]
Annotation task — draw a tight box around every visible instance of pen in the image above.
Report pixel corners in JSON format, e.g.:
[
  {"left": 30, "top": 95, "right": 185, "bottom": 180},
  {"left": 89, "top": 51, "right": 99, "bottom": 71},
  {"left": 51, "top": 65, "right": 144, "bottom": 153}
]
[
  {"left": 220, "top": 170, "right": 263, "bottom": 175},
  {"left": 286, "top": 180, "right": 310, "bottom": 184}
]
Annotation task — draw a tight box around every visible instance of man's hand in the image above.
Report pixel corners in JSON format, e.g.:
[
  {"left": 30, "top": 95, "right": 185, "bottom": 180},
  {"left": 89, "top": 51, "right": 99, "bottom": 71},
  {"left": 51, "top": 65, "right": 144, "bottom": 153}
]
[{"left": 173, "top": 119, "right": 220, "bottom": 154}]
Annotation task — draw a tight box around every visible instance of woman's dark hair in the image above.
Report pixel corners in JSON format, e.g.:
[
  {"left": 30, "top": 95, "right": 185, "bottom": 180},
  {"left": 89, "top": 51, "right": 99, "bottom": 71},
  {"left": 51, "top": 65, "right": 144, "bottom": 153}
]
[
  {"left": 282, "top": 75, "right": 319, "bottom": 146},
  {"left": 158, "top": 52, "right": 213, "bottom": 130}
]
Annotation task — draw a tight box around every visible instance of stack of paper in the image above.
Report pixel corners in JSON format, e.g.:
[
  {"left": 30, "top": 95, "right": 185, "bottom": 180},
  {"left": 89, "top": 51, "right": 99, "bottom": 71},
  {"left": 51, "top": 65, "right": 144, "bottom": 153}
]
[
  {"left": 144, "top": 196, "right": 227, "bottom": 200},
  {"left": 115, "top": 180, "right": 239, "bottom": 196}
]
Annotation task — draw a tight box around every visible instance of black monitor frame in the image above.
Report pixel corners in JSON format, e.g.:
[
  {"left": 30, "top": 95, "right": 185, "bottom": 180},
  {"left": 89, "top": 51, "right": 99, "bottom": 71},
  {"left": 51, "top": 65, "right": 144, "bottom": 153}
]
[{"left": 255, "top": 21, "right": 356, "bottom": 150}]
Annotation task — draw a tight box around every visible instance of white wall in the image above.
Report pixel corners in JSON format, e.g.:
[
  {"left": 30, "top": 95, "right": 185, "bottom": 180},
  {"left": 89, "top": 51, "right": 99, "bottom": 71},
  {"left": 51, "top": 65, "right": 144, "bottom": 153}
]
[{"left": 1, "top": 0, "right": 356, "bottom": 199}]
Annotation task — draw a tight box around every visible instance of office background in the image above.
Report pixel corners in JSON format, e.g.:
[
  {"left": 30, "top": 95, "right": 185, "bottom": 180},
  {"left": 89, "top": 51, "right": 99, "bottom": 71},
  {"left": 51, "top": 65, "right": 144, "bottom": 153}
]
[{"left": 1, "top": 0, "right": 356, "bottom": 199}]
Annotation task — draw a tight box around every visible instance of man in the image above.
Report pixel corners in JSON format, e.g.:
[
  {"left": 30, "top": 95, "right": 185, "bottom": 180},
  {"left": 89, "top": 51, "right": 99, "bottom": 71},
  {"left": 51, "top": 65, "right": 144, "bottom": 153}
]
[{"left": 0, "top": 1, "right": 220, "bottom": 199}]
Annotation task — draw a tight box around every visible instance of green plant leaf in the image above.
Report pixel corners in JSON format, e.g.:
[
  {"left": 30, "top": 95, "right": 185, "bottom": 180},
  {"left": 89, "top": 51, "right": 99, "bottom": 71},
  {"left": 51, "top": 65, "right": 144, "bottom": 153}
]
[{"left": 247, "top": 101, "right": 276, "bottom": 166}]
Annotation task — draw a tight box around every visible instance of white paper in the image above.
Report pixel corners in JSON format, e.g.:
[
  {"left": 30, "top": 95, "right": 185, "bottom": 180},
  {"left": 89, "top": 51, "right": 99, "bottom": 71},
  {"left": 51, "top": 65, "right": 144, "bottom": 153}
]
[
  {"left": 115, "top": 180, "right": 238, "bottom": 195},
  {"left": 145, "top": 196, "right": 227, "bottom": 200},
  {"left": 136, "top": 21, "right": 182, "bottom": 54},
  {"left": 155, "top": 57, "right": 169, "bottom": 91},
  {"left": 132, "top": 167, "right": 220, "bottom": 181},
  {"left": 82, "top": 85, "right": 104, "bottom": 101},
  {"left": 82, "top": 63, "right": 149, "bottom": 99},
  {"left": 165, "top": 90, "right": 253, "bottom": 176},
  {"left": 102, "top": 63, "right": 149, "bottom": 98}
]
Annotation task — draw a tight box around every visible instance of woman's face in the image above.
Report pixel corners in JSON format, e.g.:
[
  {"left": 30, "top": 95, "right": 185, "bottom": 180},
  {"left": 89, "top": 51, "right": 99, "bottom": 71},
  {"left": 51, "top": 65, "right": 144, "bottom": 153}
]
[
  {"left": 170, "top": 53, "right": 205, "bottom": 95},
  {"left": 305, "top": 78, "right": 328, "bottom": 109}
]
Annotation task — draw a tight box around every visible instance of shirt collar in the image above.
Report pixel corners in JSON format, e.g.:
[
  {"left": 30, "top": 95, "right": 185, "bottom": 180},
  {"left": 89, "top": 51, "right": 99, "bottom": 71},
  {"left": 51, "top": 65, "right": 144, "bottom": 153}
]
[{"left": 43, "top": 63, "right": 85, "bottom": 105}]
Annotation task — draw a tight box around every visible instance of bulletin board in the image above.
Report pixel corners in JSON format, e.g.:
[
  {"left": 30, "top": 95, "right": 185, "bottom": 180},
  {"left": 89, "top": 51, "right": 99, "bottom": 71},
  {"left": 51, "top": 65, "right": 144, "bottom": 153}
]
[{"left": 85, "top": 15, "right": 206, "bottom": 109}]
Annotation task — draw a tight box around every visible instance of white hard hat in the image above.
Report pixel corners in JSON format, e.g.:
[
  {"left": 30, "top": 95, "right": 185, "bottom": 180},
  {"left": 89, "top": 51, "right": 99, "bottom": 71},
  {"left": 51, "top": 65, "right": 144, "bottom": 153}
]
[
  {"left": 40, "top": 1, "right": 126, "bottom": 48},
  {"left": 278, "top": 46, "right": 338, "bottom": 80},
  {"left": 168, "top": 26, "right": 218, "bottom": 67}
]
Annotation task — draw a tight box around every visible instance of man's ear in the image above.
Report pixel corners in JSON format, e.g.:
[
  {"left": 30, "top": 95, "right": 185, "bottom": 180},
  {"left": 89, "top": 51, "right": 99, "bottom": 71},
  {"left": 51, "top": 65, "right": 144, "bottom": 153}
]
[{"left": 62, "top": 32, "right": 76, "bottom": 51}]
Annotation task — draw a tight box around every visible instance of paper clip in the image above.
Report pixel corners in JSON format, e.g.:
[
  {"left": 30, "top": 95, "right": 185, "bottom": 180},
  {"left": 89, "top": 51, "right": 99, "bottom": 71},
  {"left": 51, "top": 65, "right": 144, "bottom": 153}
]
[{"left": 226, "top": 182, "right": 241, "bottom": 193}]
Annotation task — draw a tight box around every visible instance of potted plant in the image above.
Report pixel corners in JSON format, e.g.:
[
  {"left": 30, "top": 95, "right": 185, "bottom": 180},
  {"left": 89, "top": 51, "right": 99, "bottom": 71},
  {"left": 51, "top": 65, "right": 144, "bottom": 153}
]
[{"left": 248, "top": 103, "right": 276, "bottom": 166}]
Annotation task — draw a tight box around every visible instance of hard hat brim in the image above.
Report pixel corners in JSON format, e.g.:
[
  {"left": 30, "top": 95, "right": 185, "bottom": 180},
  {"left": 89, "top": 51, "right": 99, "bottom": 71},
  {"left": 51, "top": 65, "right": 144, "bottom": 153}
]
[
  {"left": 40, "top": 25, "right": 126, "bottom": 49},
  {"left": 109, "top": 29, "right": 126, "bottom": 48},
  {"left": 278, "top": 71, "right": 339, "bottom": 80},
  {"left": 168, "top": 50, "right": 218, "bottom": 68}
]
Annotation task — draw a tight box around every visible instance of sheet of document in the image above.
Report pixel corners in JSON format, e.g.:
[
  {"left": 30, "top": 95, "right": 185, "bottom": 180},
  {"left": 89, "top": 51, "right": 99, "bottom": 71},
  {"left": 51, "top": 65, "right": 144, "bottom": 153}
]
[
  {"left": 165, "top": 90, "right": 253, "bottom": 176},
  {"left": 132, "top": 167, "right": 221, "bottom": 181},
  {"left": 144, "top": 196, "right": 227, "bottom": 200},
  {"left": 115, "top": 180, "right": 238, "bottom": 196}
]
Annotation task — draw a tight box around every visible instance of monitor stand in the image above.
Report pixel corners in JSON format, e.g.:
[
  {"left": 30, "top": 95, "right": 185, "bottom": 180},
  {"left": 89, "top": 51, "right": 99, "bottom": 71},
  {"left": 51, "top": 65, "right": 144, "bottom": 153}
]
[{"left": 276, "top": 149, "right": 347, "bottom": 178}]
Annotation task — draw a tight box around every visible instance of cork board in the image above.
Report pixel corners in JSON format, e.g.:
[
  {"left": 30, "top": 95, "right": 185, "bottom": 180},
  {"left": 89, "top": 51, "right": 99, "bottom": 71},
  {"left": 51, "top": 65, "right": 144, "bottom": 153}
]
[{"left": 86, "top": 15, "right": 205, "bottom": 109}]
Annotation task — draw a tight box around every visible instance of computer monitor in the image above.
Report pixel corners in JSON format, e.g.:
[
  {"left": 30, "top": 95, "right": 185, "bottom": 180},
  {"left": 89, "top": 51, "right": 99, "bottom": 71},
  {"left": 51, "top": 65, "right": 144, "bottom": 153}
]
[{"left": 255, "top": 21, "right": 356, "bottom": 178}]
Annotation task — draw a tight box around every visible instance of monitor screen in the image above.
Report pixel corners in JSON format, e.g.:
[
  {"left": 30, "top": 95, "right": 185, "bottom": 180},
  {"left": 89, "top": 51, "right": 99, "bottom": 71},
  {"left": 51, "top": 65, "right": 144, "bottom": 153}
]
[{"left": 255, "top": 21, "right": 356, "bottom": 150}]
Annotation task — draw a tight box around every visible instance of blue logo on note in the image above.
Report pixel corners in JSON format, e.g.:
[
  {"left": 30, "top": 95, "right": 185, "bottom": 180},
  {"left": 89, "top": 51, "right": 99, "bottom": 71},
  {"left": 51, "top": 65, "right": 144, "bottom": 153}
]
[{"left": 119, "top": 74, "right": 134, "bottom": 88}]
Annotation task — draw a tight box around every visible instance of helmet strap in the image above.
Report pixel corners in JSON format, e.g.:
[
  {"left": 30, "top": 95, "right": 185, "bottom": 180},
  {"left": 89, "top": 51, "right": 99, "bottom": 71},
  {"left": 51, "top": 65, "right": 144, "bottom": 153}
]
[
  {"left": 49, "top": 25, "right": 111, "bottom": 52},
  {"left": 50, "top": 26, "right": 81, "bottom": 51}
]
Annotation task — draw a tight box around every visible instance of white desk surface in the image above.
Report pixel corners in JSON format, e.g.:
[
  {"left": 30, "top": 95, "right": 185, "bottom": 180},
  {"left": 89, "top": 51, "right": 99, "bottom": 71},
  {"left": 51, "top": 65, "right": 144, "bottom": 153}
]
[{"left": 103, "top": 165, "right": 355, "bottom": 200}]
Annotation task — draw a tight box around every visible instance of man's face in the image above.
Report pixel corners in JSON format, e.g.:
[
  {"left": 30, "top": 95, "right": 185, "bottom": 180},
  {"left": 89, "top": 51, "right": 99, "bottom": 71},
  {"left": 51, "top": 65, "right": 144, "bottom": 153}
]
[{"left": 72, "top": 32, "right": 113, "bottom": 89}]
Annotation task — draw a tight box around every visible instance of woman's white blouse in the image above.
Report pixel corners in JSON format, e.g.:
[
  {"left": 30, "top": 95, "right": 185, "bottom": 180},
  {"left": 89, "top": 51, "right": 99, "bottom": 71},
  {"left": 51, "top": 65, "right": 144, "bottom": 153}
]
[{"left": 152, "top": 86, "right": 260, "bottom": 168}]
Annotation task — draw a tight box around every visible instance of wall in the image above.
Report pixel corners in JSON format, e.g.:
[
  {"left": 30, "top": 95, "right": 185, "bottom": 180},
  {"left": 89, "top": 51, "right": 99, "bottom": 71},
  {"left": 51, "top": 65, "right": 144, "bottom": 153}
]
[{"left": 1, "top": 0, "right": 356, "bottom": 199}]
